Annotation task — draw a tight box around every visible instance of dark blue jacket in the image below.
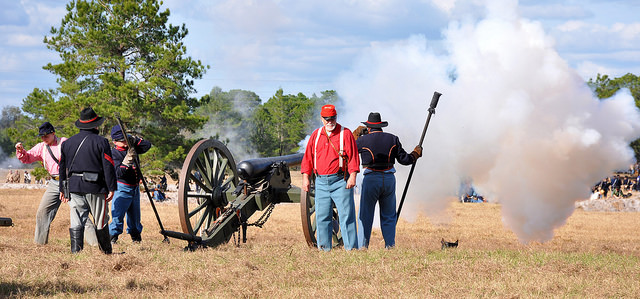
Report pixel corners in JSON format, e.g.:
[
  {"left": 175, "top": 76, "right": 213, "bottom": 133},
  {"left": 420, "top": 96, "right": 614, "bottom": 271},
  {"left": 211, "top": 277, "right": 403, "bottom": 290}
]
[
  {"left": 111, "top": 137, "right": 152, "bottom": 186},
  {"left": 59, "top": 129, "right": 117, "bottom": 194},
  {"left": 356, "top": 129, "right": 415, "bottom": 171}
]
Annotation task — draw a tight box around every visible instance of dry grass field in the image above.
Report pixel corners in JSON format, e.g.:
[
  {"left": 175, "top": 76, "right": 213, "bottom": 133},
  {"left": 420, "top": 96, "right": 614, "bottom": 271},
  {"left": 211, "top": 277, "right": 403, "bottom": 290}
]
[{"left": 1, "top": 187, "right": 639, "bottom": 298}]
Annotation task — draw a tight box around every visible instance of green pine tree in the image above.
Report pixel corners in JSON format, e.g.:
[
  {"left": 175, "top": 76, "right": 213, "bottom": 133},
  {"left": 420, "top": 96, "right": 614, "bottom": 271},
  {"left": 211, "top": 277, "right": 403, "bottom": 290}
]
[{"left": 9, "top": 0, "right": 209, "bottom": 175}]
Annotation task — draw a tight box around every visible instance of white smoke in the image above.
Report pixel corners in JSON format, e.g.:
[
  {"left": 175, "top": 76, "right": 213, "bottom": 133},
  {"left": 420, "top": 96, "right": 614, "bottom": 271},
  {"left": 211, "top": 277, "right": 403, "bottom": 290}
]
[{"left": 336, "top": 0, "right": 640, "bottom": 243}]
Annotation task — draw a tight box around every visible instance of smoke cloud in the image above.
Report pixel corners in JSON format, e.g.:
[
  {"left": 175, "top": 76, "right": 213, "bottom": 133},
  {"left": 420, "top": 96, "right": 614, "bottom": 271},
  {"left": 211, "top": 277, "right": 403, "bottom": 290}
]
[{"left": 335, "top": 1, "right": 640, "bottom": 243}]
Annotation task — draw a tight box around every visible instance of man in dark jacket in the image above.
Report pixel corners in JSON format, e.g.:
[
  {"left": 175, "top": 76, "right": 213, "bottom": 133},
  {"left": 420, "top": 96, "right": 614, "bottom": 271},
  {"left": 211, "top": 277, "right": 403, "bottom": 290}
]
[
  {"left": 59, "top": 107, "right": 117, "bottom": 254},
  {"left": 354, "top": 112, "right": 422, "bottom": 249},
  {"left": 108, "top": 125, "right": 152, "bottom": 244}
]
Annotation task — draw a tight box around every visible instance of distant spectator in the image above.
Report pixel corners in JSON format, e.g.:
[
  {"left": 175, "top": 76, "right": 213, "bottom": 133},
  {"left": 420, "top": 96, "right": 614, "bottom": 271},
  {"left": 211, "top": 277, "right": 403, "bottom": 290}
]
[
  {"left": 590, "top": 186, "right": 601, "bottom": 200},
  {"left": 24, "top": 171, "right": 31, "bottom": 184},
  {"left": 160, "top": 175, "right": 167, "bottom": 192},
  {"left": 601, "top": 177, "right": 611, "bottom": 198},
  {"left": 153, "top": 184, "right": 166, "bottom": 202},
  {"left": 11, "top": 170, "right": 20, "bottom": 183},
  {"left": 5, "top": 170, "right": 13, "bottom": 183}
]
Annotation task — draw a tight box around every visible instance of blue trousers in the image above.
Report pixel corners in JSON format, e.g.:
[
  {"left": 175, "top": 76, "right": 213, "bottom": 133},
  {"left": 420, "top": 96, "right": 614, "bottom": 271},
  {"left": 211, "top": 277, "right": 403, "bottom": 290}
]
[
  {"left": 109, "top": 182, "right": 143, "bottom": 237},
  {"left": 359, "top": 172, "right": 397, "bottom": 248},
  {"left": 314, "top": 173, "right": 358, "bottom": 251}
]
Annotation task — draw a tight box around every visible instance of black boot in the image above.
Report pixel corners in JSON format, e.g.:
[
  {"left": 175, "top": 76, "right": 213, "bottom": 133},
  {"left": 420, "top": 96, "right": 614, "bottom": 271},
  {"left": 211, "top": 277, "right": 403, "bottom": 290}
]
[
  {"left": 69, "top": 227, "right": 84, "bottom": 253},
  {"left": 95, "top": 227, "right": 112, "bottom": 254},
  {"left": 131, "top": 231, "right": 142, "bottom": 243}
]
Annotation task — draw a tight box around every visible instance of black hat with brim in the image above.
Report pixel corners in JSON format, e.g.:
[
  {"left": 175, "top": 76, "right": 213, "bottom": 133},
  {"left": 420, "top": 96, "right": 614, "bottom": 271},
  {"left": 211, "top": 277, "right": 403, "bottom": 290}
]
[
  {"left": 362, "top": 112, "right": 388, "bottom": 128},
  {"left": 75, "top": 107, "right": 105, "bottom": 129}
]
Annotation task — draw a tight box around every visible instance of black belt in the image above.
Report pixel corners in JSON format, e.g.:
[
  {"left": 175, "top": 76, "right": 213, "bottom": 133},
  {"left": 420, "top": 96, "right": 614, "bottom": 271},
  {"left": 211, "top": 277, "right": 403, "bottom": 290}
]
[{"left": 363, "top": 163, "right": 393, "bottom": 169}]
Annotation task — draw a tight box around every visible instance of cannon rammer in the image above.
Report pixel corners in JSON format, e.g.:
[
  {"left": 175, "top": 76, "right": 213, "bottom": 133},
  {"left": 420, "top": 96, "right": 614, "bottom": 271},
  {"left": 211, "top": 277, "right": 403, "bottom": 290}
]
[{"left": 174, "top": 139, "right": 342, "bottom": 249}]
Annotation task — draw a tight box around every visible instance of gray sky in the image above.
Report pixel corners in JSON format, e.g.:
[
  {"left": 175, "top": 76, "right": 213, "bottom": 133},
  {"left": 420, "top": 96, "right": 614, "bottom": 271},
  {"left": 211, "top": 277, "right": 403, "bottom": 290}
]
[{"left": 1, "top": 0, "right": 639, "bottom": 110}]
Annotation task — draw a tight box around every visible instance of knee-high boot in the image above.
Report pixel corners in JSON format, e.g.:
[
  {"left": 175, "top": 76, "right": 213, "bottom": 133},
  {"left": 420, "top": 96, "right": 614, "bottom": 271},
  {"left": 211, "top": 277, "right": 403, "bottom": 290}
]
[
  {"left": 69, "top": 227, "right": 84, "bottom": 253},
  {"left": 95, "top": 227, "right": 112, "bottom": 254}
]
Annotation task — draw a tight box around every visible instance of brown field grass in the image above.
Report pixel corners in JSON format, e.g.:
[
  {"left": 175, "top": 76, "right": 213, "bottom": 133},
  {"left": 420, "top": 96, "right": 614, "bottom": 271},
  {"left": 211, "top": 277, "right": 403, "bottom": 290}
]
[{"left": 1, "top": 188, "right": 639, "bottom": 298}]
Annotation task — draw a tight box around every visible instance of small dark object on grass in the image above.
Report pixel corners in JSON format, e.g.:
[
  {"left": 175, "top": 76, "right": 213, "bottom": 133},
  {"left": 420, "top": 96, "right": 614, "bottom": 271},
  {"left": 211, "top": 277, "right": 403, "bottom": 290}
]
[
  {"left": 0, "top": 217, "right": 13, "bottom": 227},
  {"left": 441, "top": 238, "right": 458, "bottom": 249}
]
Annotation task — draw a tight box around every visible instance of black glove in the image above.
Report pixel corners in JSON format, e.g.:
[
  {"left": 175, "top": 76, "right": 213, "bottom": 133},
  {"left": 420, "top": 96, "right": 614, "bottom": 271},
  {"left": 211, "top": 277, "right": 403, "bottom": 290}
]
[
  {"left": 352, "top": 125, "right": 368, "bottom": 140},
  {"left": 410, "top": 145, "right": 422, "bottom": 161}
]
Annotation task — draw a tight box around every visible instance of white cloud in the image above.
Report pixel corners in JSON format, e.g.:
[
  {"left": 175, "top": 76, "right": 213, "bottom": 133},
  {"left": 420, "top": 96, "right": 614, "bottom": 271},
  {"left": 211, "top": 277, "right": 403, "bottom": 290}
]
[
  {"left": 431, "top": 0, "right": 457, "bottom": 14},
  {"left": 553, "top": 21, "right": 640, "bottom": 51},
  {"left": 7, "top": 33, "right": 41, "bottom": 47},
  {"left": 519, "top": 3, "right": 592, "bottom": 20}
]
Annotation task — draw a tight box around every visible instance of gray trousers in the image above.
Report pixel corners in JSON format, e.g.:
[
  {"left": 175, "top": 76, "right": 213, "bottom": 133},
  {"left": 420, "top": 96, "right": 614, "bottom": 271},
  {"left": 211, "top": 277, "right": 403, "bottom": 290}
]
[
  {"left": 35, "top": 180, "right": 98, "bottom": 245},
  {"left": 68, "top": 192, "right": 110, "bottom": 231}
]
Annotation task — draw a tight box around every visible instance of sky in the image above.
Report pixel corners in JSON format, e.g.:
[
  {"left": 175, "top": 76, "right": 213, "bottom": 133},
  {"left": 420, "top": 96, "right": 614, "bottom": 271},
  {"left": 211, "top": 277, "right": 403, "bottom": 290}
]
[
  {"left": 0, "top": 0, "right": 639, "bottom": 109},
  {"left": 3, "top": 0, "right": 640, "bottom": 243}
]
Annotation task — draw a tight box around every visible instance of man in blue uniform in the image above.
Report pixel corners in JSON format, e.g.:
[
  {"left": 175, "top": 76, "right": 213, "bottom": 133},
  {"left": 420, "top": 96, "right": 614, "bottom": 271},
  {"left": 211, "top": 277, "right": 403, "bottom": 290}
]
[
  {"left": 108, "top": 125, "right": 152, "bottom": 244},
  {"left": 354, "top": 112, "right": 422, "bottom": 249},
  {"left": 59, "top": 107, "right": 117, "bottom": 254}
]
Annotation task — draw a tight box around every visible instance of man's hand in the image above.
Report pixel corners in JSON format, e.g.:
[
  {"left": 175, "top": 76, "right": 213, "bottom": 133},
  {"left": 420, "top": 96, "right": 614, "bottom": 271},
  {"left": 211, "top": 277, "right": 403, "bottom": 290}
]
[
  {"left": 60, "top": 192, "right": 69, "bottom": 203},
  {"left": 302, "top": 173, "right": 310, "bottom": 192},
  {"left": 346, "top": 172, "right": 357, "bottom": 189},
  {"left": 106, "top": 191, "right": 114, "bottom": 202},
  {"left": 410, "top": 145, "right": 423, "bottom": 161},
  {"left": 352, "top": 125, "right": 367, "bottom": 140},
  {"left": 122, "top": 147, "right": 137, "bottom": 166},
  {"left": 15, "top": 142, "right": 24, "bottom": 152}
]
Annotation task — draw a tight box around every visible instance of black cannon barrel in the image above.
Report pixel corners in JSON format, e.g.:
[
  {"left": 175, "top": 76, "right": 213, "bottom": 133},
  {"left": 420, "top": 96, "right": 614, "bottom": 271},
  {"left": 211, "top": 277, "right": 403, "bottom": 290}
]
[{"left": 237, "top": 153, "right": 304, "bottom": 180}]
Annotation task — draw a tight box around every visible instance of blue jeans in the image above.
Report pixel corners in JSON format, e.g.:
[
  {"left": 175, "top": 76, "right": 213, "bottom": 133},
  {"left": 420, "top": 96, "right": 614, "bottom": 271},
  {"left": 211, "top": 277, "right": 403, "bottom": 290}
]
[
  {"left": 315, "top": 173, "right": 358, "bottom": 251},
  {"left": 359, "top": 172, "right": 396, "bottom": 248},
  {"left": 109, "top": 182, "right": 143, "bottom": 237}
]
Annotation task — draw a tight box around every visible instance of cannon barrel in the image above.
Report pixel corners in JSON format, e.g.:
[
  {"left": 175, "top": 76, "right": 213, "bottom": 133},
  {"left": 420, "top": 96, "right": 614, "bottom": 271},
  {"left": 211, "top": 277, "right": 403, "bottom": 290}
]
[{"left": 237, "top": 153, "right": 303, "bottom": 180}]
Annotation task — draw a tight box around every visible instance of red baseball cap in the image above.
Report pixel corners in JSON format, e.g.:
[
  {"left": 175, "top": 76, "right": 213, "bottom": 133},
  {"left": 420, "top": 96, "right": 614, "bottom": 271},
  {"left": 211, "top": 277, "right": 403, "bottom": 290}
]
[{"left": 321, "top": 104, "right": 337, "bottom": 117}]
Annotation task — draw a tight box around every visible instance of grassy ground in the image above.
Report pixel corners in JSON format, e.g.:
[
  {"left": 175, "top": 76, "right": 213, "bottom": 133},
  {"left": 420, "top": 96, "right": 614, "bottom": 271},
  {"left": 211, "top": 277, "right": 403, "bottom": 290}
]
[{"left": 1, "top": 188, "right": 639, "bottom": 298}]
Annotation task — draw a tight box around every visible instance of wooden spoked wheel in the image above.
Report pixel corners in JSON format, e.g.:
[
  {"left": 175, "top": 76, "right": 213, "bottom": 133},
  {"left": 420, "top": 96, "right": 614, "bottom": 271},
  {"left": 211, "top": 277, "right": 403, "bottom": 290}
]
[
  {"left": 178, "top": 139, "right": 238, "bottom": 237},
  {"left": 300, "top": 174, "right": 343, "bottom": 248}
]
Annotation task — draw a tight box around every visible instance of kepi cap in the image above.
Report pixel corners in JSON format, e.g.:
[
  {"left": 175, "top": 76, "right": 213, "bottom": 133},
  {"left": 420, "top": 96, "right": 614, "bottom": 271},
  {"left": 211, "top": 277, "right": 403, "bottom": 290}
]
[
  {"left": 38, "top": 122, "right": 55, "bottom": 137},
  {"left": 110, "top": 125, "right": 126, "bottom": 141},
  {"left": 321, "top": 104, "right": 337, "bottom": 117}
]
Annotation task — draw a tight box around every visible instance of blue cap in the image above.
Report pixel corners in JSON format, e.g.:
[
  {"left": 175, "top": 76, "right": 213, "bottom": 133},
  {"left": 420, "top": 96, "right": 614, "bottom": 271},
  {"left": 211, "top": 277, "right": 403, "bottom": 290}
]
[
  {"left": 38, "top": 122, "right": 55, "bottom": 137},
  {"left": 111, "top": 125, "right": 125, "bottom": 141}
]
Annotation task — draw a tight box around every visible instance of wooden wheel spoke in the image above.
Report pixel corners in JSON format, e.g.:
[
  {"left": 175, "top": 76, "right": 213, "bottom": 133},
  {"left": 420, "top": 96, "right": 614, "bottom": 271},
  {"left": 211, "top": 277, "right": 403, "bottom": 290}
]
[
  {"left": 189, "top": 172, "right": 212, "bottom": 194},
  {"left": 194, "top": 157, "right": 213, "bottom": 189},
  {"left": 220, "top": 176, "right": 235, "bottom": 192},
  {"left": 214, "top": 158, "right": 229, "bottom": 186},
  {"left": 188, "top": 199, "right": 209, "bottom": 219},
  {"left": 192, "top": 204, "right": 212, "bottom": 233},
  {"left": 208, "top": 148, "right": 219, "bottom": 185},
  {"left": 187, "top": 192, "right": 211, "bottom": 198}
]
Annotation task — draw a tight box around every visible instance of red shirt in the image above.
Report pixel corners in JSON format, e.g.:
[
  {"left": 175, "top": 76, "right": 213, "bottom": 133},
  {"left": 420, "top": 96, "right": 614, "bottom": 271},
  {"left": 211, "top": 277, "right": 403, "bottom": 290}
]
[{"left": 301, "top": 124, "right": 360, "bottom": 175}]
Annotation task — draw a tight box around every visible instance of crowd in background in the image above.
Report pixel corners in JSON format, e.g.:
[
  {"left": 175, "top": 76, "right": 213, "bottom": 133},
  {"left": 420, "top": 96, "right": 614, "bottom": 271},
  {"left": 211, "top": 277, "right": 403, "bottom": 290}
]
[
  {"left": 591, "top": 163, "right": 640, "bottom": 199},
  {"left": 4, "top": 170, "right": 39, "bottom": 184}
]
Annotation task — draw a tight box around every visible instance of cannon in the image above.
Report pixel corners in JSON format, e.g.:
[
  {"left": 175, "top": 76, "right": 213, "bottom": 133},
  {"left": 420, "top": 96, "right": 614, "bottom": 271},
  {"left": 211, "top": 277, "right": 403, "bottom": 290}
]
[{"left": 175, "top": 139, "right": 342, "bottom": 249}]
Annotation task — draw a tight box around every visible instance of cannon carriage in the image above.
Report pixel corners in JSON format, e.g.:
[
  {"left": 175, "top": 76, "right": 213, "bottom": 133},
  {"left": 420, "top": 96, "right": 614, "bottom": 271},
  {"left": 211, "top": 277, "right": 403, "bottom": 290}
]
[{"left": 174, "top": 139, "right": 342, "bottom": 249}]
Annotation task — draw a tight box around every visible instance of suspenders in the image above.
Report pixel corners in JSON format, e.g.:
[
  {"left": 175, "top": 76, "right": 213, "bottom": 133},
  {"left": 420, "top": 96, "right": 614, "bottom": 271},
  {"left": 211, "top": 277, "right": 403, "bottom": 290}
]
[{"left": 313, "top": 126, "right": 345, "bottom": 174}]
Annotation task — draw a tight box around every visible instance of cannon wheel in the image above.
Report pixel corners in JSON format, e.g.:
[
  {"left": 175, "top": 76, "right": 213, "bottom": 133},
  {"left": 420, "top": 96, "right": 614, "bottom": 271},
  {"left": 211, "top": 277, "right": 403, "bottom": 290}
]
[
  {"left": 178, "top": 139, "right": 239, "bottom": 237},
  {"left": 300, "top": 174, "right": 343, "bottom": 248}
]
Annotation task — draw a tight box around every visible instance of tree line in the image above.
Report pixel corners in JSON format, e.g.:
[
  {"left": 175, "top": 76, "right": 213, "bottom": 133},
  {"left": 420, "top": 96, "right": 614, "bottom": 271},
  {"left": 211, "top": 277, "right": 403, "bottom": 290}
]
[{"left": 0, "top": 0, "right": 639, "bottom": 179}]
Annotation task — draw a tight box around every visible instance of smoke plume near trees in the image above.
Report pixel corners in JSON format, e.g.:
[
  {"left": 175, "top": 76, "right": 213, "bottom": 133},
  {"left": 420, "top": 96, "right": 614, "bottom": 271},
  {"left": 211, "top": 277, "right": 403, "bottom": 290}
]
[{"left": 334, "top": 2, "right": 640, "bottom": 243}]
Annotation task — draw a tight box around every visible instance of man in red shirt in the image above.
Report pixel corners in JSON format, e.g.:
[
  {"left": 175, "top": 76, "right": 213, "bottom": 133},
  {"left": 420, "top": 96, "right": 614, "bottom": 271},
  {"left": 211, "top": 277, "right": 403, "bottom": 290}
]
[{"left": 301, "top": 104, "right": 360, "bottom": 251}]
